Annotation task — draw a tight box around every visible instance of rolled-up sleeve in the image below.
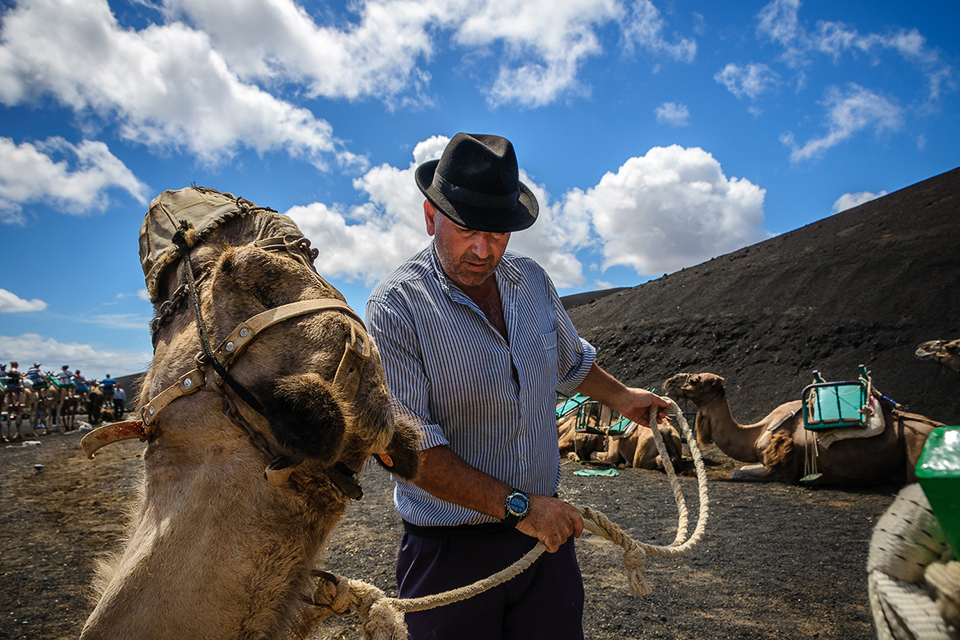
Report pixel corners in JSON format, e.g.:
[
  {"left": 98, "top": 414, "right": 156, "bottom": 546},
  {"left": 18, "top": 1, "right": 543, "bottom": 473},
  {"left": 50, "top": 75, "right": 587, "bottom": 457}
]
[{"left": 548, "top": 274, "right": 596, "bottom": 394}]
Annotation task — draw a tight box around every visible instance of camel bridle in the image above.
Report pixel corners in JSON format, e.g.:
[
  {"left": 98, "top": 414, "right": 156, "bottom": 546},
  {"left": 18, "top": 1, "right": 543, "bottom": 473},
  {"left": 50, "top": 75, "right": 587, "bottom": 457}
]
[{"left": 82, "top": 226, "right": 373, "bottom": 501}]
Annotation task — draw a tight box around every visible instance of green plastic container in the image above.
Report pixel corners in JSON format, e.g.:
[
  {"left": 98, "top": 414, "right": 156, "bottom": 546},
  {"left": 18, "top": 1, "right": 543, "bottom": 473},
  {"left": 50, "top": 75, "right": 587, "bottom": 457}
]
[{"left": 916, "top": 426, "right": 960, "bottom": 556}]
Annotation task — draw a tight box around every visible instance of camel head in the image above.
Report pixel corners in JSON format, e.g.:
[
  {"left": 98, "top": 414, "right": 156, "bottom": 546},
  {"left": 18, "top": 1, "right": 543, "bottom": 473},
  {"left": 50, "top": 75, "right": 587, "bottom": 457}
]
[
  {"left": 142, "top": 199, "right": 420, "bottom": 503},
  {"left": 663, "top": 372, "right": 726, "bottom": 407},
  {"left": 170, "top": 240, "right": 417, "bottom": 484},
  {"left": 916, "top": 339, "right": 960, "bottom": 374}
]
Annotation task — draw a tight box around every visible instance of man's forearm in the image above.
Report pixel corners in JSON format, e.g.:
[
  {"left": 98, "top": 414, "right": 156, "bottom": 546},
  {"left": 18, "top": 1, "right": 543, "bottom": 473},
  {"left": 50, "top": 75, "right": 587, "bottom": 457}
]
[{"left": 414, "top": 445, "right": 511, "bottom": 520}]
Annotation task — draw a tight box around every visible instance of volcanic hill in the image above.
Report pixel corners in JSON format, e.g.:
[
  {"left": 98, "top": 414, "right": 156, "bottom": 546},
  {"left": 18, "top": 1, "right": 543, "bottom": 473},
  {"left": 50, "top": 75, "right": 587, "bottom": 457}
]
[{"left": 565, "top": 166, "right": 960, "bottom": 426}]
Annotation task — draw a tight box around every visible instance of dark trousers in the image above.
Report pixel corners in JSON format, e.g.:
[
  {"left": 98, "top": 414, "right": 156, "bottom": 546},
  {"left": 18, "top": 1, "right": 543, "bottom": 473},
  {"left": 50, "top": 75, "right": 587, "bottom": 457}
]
[{"left": 397, "top": 525, "right": 584, "bottom": 640}]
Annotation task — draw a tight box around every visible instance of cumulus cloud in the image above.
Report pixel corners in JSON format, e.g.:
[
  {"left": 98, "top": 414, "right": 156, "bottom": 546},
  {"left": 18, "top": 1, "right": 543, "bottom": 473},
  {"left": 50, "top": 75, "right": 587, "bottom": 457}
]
[
  {"left": 782, "top": 84, "right": 903, "bottom": 162},
  {"left": 561, "top": 145, "right": 770, "bottom": 276},
  {"left": 655, "top": 102, "right": 690, "bottom": 126},
  {"left": 0, "top": 333, "right": 152, "bottom": 379},
  {"left": 0, "top": 0, "right": 346, "bottom": 168},
  {"left": 0, "top": 136, "right": 148, "bottom": 223},
  {"left": 714, "top": 63, "right": 780, "bottom": 100},
  {"left": 832, "top": 190, "right": 888, "bottom": 213},
  {"left": 0, "top": 289, "right": 47, "bottom": 313}
]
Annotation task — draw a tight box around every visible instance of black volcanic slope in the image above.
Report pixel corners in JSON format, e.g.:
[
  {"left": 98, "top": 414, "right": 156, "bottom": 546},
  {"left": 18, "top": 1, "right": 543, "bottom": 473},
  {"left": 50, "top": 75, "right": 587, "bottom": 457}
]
[{"left": 566, "top": 166, "right": 960, "bottom": 425}]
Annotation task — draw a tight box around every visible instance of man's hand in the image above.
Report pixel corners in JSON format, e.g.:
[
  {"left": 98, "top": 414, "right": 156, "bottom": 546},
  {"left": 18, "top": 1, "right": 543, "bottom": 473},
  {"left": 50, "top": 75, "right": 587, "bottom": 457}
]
[
  {"left": 515, "top": 495, "right": 583, "bottom": 553},
  {"left": 617, "top": 387, "right": 670, "bottom": 427}
]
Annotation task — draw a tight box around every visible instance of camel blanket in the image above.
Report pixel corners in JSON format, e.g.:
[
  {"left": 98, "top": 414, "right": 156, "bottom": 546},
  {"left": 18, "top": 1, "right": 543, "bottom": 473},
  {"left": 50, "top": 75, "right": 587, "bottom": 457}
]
[
  {"left": 139, "top": 186, "right": 305, "bottom": 303},
  {"left": 817, "top": 396, "right": 885, "bottom": 448}
]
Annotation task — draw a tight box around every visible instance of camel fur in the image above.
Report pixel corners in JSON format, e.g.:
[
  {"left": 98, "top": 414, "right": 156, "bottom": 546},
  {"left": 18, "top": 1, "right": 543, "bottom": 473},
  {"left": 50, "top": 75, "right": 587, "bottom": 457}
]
[
  {"left": 663, "top": 372, "right": 942, "bottom": 485},
  {"left": 80, "top": 189, "right": 419, "bottom": 640},
  {"left": 916, "top": 339, "right": 960, "bottom": 374}
]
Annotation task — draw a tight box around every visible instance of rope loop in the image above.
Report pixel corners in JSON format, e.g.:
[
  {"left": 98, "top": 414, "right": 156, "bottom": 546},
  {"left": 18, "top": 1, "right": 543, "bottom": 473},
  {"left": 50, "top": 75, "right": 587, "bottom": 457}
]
[{"left": 306, "top": 396, "right": 709, "bottom": 639}]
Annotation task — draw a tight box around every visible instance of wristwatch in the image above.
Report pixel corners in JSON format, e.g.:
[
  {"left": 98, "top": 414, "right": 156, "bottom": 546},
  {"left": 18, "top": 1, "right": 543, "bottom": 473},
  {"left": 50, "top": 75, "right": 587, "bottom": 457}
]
[{"left": 503, "top": 489, "right": 530, "bottom": 526}]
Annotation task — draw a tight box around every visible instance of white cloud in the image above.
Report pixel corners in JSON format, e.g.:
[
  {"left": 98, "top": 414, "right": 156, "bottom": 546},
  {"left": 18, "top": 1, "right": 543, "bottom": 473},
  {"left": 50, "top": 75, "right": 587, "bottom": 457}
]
[
  {"left": 0, "top": 136, "right": 148, "bottom": 223},
  {"left": 561, "top": 145, "right": 770, "bottom": 276},
  {"left": 0, "top": 333, "right": 152, "bottom": 379},
  {"left": 0, "top": 289, "right": 47, "bottom": 313},
  {"left": 167, "top": 0, "right": 695, "bottom": 109},
  {"left": 756, "top": 0, "right": 952, "bottom": 101},
  {"left": 0, "top": 0, "right": 346, "bottom": 167},
  {"left": 164, "top": 0, "right": 443, "bottom": 103},
  {"left": 655, "top": 102, "right": 689, "bottom": 126},
  {"left": 831, "top": 190, "right": 887, "bottom": 213},
  {"left": 621, "top": 0, "right": 697, "bottom": 63},
  {"left": 782, "top": 84, "right": 903, "bottom": 162},
  {"left": 714, "top": 63, "right": 780, "bottom": 100}
]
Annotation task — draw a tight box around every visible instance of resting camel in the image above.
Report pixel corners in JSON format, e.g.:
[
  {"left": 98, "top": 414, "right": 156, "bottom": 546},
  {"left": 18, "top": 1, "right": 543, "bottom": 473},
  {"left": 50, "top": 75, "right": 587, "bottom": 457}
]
[
  {"left": 79, "top": 187, "right": 419, "bottom": 640},
  {"left": 663, "top": 372, "right": 942, "bottom": 485},
  {"left": 557, "top": 401, "right": 683, "bottom": 470},
  {"left": 590, "top": 422, "right": 684, "bottom": 470},
  {"left": 916, "top": 339, "right": 960, "bottom": 374},
  {"left": 557, "top": 401, "right": 608, "bottom": 460}
]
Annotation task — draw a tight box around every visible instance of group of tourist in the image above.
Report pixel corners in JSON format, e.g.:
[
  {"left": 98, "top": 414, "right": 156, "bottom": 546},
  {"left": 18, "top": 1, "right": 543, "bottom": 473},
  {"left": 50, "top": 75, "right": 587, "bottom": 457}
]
[{"left": 0, "top": 362, "right": 127, "bottom": 421}]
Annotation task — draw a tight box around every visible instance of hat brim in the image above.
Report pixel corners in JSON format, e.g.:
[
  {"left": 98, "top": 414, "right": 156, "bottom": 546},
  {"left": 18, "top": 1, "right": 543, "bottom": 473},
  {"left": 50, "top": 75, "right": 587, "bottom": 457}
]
[{"left": 415, "top": 160, "right": 538, "bottom": 233}]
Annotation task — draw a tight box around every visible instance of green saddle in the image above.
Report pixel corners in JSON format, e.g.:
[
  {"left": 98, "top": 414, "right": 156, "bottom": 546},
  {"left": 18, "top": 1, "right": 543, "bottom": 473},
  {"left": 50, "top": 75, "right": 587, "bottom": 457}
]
[
  {"left": 802, "top": 365, "right": 870, "bottom": 430},
  {"left": 556, "top": 392, "right": 590, "bottom": 419}
]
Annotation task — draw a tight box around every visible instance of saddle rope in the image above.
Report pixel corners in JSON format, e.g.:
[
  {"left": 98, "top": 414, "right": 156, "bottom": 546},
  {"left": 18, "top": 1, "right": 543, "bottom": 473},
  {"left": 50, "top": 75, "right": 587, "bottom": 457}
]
[{"left": 307, "top": 397, "right": 710, "bottom": 640}]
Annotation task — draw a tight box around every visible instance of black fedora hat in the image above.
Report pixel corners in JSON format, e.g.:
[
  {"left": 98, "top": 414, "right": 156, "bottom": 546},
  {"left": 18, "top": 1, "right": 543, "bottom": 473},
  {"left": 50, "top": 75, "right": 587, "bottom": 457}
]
[{"left": 415, "top": 133, "right": 538, "bottom": 233}]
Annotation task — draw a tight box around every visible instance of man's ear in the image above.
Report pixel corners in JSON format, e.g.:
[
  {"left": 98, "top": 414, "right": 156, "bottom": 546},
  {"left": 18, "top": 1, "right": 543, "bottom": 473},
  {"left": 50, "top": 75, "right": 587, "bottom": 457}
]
[{"left": 424, "top": 200, "right": 437, "bottom": 236}]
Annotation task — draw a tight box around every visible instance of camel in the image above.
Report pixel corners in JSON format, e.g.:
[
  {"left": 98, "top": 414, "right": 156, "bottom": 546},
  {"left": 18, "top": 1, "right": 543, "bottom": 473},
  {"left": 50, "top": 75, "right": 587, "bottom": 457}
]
[
  {"left": 590, "top": 422, "right": 684, "bottom": 470},
  {"left": 79, "top": 187, "right": 420, "bottom": 640},
  {"left": 557, "top": 400, "right": 608, "bottom": 460},
  {"left": 2, "top": 388, "right": 39, "bottom": 439},
  {"left": 557, "top": 400, "right": 683, "bottom": 470},
  {"left": 663, "top": 372, "right": 943, "bottom": 485},
  {"left": 86, "top": 384, "right": 104, "bottom": 425},
  {"left": 916, "top": 339, "right": 960, "bottom": 374}
]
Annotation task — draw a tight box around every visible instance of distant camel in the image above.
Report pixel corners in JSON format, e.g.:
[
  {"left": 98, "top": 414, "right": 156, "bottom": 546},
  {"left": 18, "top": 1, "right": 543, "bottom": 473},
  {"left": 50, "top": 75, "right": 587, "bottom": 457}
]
[
  {"left": 916, "top": 339, "right": 960, "bottom": 374},
  {"left": 663, "top": 372, "right": 942, "bottom": 485}
]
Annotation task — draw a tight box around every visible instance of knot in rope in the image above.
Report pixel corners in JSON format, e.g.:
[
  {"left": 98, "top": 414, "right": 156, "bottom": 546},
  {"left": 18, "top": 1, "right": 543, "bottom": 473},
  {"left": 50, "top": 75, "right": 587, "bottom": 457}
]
[{"left": 305, "top": 398, "right": 709, "bottom": 639}]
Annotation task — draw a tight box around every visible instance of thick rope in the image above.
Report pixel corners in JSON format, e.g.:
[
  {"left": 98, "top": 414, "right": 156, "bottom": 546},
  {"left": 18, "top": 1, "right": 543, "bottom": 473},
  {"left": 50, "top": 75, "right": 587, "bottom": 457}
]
[
  {"left": 867, "top": 483, "right": 959, "bottom": 639},
  {"left": 305, "top": 399, "right": 709, "bottom": 639}
]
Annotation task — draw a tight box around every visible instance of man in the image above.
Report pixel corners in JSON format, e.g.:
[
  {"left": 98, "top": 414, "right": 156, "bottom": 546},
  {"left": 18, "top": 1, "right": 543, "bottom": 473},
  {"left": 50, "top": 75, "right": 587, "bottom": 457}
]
[
  {"left": 366, "top": 133, "right": 668, "bottom": 639},
  {"left": 100, "top": 374, "right": 116, "bottom": 403},
  {"left": 57, "top": 365, "right": 74, "bottom": 387},
  {"left": 113, "top": 386, "right": 126, "bottom": 418}
]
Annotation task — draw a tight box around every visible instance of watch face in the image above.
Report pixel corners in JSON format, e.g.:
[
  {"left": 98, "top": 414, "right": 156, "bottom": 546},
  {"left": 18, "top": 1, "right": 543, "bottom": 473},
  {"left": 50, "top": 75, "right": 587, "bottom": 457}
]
[{"left": 507, "top": 493, "right": 529, "bottom": 515}]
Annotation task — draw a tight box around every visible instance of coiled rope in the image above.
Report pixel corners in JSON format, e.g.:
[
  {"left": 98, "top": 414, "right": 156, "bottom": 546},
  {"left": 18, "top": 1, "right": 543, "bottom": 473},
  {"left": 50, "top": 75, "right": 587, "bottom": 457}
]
[
  {"left": 306, "top": 398, "right": 709, "bottom": 640},
  {"left": 867, "top": 483, "right": 960, "bottom": 639}
]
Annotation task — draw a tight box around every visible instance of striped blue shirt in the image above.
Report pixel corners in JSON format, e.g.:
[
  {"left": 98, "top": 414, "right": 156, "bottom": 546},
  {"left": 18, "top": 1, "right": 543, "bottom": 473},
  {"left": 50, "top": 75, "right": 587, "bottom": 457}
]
[{"left": 365, "top": 244, "right": 596, "bottom": 527}]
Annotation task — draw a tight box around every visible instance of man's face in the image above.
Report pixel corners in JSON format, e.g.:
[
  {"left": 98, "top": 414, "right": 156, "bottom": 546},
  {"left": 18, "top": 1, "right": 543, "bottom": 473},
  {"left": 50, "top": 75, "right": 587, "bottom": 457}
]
[{"left": 425, "top": 201, "right": 510, "bottom": 290}]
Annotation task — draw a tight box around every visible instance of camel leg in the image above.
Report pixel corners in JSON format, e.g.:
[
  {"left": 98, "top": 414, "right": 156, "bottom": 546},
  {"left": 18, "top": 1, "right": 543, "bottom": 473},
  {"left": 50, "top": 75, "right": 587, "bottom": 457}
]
[
  {"left": 589, "top": 437, "right": 621, "bottom": 465},
  {"left": 731, "top": 463, "right": 776, "bottom": 481}
]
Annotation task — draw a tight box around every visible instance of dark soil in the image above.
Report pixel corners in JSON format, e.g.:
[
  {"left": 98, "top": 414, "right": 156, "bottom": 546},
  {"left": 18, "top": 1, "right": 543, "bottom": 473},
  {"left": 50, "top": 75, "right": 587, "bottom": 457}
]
[
  {"left": 0, "top": 429, "right": 898, "bottom": 640},
  {"left": 1, "top": 167, "right": 957, "bottom": 639}
]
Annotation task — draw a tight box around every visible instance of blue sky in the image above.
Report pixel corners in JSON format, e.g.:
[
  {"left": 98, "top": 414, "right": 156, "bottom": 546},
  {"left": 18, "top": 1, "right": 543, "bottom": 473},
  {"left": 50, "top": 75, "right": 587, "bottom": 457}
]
[{"left": 1, "top": 0, "right": 957, "bottom": 381}]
